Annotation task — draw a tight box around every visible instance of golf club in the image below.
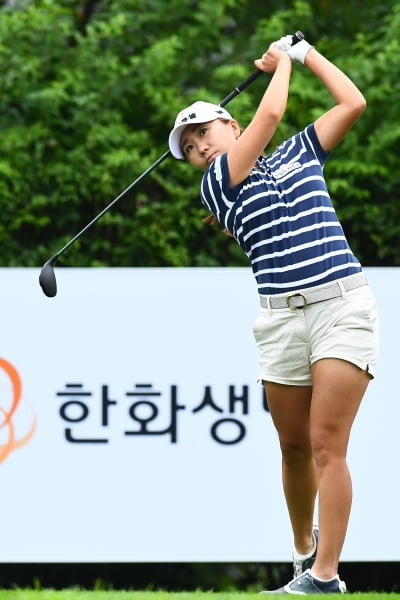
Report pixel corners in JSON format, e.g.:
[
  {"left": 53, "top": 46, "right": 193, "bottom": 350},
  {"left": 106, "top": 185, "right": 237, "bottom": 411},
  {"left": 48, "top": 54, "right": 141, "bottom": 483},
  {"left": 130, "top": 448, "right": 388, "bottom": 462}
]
[{"left": 39, "top": 31, "right": 304, "bottom": 297}]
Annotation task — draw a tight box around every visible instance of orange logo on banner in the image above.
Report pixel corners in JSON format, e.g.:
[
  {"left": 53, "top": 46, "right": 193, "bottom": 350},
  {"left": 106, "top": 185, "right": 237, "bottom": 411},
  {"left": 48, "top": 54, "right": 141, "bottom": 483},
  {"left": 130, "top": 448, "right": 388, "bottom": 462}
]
[{"left": 0, "top": 358, "right": 37, "bottom": 463}]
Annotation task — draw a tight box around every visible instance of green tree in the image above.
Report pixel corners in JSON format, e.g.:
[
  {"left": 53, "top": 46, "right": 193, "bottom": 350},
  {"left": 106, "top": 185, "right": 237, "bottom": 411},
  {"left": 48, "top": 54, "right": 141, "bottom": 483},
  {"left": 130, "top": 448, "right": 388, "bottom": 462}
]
[{"left": 0, "top": 0, "right": 398, "bottom": 267}]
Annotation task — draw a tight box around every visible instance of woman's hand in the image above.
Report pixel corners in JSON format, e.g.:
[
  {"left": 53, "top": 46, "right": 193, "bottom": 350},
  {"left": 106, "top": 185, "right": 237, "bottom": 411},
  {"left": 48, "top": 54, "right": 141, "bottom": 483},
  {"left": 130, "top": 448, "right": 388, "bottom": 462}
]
[{"left": 254, "top": 43, "right": 290, "bottom": 73}]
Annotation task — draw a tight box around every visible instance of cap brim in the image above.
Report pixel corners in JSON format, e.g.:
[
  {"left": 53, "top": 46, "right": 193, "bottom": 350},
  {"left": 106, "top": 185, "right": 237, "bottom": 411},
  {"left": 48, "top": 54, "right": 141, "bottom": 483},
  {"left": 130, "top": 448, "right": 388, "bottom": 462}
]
[{"left": 168, "top": 123, "right": 188, "bottom": 160}]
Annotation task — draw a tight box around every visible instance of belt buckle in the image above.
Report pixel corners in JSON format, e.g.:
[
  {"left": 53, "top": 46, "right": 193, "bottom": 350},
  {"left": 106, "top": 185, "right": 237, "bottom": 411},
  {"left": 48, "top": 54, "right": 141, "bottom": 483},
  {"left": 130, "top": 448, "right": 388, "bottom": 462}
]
[{"left": 286, "top": 292, "right": 307, "bottom": 310}]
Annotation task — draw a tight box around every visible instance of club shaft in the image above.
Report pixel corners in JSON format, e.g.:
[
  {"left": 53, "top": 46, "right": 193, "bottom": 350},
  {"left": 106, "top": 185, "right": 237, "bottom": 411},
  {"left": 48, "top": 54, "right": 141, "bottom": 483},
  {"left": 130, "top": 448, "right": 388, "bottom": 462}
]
[
  {"left": 220, "top": 69, "right": 263, "bottom": 107},
  {"left": 51, "top": 149, "right": 171, "bottom": 262}
]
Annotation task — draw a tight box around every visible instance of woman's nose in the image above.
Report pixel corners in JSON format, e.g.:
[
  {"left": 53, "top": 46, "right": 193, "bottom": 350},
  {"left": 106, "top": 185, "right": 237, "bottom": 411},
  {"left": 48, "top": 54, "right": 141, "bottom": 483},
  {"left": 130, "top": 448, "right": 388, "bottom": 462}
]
[{"left": 198, "top": 140, "right": 209, "bottom": 154}]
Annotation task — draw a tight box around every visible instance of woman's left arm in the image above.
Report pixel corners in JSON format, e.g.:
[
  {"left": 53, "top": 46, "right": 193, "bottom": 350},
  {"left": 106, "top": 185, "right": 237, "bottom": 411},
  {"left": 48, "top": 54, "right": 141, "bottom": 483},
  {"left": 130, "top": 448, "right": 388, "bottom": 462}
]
[{"left": 304, "top": 49, "right": 366, "bottom": 152}]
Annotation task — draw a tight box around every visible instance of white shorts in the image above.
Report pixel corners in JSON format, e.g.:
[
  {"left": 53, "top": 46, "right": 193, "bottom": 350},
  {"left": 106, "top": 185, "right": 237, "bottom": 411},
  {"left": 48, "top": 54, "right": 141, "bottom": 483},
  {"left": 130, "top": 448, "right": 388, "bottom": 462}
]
[{"left": 252, "top": 282, "right": 380, "bottom": 386}]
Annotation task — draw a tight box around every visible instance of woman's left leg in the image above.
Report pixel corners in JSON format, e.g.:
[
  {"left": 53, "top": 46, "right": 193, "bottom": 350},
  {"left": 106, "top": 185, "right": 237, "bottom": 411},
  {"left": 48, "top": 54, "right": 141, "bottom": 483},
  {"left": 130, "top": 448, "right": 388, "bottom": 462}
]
[{"left": 309, "top": 357, "right": 370, "bottom": 580}]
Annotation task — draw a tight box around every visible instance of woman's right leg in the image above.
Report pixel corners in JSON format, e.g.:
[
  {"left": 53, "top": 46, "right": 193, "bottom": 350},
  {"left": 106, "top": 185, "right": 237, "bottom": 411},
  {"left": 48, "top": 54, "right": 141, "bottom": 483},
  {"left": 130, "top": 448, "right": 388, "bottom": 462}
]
[{"left": 264, "top": 381, "right": 317, "bottom": 556}]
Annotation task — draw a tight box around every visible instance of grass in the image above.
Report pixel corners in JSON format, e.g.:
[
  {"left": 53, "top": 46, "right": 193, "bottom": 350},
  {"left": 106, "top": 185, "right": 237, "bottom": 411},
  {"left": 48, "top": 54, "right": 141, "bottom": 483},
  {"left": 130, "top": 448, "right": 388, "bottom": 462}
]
[{"left": 1, "top": 592, "right": 400, "bottom": 599}]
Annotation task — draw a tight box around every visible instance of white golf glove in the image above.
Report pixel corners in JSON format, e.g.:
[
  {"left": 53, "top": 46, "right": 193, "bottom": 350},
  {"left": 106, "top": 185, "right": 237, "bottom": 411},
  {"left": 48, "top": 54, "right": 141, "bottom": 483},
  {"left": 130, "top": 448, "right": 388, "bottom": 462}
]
[
  {"left": 275, "top": 34, "right": 314, "bottom": 64},
  {"left": 274, "top": 35, "right": 293, "bottom": 52},
  {"left": 287, "top": 38, "right": 314, "bottom": 63}
]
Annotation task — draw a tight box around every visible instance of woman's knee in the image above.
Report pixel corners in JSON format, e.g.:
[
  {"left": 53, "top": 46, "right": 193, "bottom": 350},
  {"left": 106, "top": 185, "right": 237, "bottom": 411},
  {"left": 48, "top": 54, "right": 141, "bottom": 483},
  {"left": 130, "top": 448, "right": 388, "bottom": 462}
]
[
  {"left": 280, "top": 438, "right": 313, "bottom": 467},
  {"left": 310, "top": 429, "right": 347, "bottom": 468}
]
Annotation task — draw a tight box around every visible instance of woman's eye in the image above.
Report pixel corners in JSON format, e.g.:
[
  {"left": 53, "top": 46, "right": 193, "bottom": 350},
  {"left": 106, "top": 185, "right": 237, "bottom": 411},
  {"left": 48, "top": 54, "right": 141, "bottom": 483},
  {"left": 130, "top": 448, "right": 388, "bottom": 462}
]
[
  {"left": 199, "top": 127, "right": 207, "bottom": 137},
  {"left": 185, "top": 144, "right": 194, "bottom": 154}
]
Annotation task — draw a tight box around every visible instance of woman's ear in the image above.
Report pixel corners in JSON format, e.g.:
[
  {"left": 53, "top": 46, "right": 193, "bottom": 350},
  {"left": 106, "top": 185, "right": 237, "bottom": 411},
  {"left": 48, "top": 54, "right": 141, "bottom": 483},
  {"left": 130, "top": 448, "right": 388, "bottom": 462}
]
[{"left": 230, "top": 119, "right": 241, "bottom": 139}]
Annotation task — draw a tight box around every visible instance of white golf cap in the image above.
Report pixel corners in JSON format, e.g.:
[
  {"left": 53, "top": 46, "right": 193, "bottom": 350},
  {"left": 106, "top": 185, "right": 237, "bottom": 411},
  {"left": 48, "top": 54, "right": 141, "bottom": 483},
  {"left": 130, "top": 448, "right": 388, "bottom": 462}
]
[{"left": 168, "top": 100, "right": 233, "bottom": 160}]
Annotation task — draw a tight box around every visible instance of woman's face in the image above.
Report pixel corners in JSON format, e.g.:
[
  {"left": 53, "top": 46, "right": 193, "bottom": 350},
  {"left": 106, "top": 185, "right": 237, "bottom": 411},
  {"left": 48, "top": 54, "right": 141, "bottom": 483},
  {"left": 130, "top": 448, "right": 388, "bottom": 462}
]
[{"left": 180, "top": 118, "right": 240, "bottom": 170}]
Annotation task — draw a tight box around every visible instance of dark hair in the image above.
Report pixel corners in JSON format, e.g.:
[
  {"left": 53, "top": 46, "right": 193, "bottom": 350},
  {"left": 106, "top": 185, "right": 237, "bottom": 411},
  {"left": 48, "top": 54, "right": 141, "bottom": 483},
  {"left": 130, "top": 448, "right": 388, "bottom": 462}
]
[{"left": 202, "top": 213, "right": 232, "bottom": 237}]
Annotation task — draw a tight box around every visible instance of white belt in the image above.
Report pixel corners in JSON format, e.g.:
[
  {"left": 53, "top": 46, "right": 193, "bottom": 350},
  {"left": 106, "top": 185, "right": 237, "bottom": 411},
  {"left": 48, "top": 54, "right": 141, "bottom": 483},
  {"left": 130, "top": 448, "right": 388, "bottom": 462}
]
[{"left": 260, "top": 273, "right": 368, "bottom": 310}]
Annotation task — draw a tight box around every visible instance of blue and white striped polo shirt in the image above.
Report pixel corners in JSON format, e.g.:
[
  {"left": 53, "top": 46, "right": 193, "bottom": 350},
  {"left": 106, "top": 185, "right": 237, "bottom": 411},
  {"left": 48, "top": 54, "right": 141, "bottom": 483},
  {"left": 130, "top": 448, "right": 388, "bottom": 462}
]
[{"left": 200, "top": 123, "right": 362, "bottom": 295}]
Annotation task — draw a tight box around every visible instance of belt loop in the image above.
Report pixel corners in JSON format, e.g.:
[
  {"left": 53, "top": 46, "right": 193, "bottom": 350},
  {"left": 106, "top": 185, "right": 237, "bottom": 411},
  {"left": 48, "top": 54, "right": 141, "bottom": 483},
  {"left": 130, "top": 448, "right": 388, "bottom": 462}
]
[
  {"left": 261, "top": 295, "right": 272, "bottom": 313},
  {"left": 337, "top": 279, "right": 346, "bottom": 297}
]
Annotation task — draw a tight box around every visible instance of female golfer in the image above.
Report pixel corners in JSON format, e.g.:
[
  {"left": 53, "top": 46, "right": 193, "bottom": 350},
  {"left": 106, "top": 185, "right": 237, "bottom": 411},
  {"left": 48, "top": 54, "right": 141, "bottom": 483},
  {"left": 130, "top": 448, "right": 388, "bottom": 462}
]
[{"left": 168, "top": 36, "right": 379, "bottom": 594}]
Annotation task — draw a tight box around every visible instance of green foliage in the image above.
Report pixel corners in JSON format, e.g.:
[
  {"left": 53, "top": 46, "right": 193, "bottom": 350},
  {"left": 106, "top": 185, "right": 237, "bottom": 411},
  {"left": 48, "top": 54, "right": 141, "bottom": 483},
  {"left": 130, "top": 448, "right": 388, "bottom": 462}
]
[{"left": 0, "top": 0, "right": 398, "bottom": 267}]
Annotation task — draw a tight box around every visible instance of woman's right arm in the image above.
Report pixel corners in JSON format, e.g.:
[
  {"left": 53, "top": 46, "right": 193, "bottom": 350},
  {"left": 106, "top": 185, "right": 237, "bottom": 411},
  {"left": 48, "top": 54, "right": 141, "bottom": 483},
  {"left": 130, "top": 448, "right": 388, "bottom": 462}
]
[{"left": 227, "top": 45, "right": 292, "bottom": 187}]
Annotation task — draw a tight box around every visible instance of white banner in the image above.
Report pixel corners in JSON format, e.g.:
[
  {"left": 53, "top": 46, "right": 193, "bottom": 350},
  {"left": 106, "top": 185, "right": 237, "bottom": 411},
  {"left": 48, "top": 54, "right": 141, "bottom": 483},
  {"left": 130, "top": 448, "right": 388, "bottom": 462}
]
[{"left": 0, "top": 267, "right": 398, "bottom": 562}]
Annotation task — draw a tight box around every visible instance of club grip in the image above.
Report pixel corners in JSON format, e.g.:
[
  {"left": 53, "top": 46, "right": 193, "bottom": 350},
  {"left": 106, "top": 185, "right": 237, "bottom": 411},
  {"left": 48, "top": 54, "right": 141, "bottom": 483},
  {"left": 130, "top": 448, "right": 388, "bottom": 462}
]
[{"left": 293, "top": 31, "right": 305, "bottom": 44}]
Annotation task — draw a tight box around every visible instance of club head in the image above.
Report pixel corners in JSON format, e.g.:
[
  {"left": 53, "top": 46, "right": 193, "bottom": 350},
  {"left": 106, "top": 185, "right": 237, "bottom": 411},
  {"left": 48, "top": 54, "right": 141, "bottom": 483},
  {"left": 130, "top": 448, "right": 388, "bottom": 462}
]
[{"left": 39, "top": 260, "right": 57, "bottom": 297}]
